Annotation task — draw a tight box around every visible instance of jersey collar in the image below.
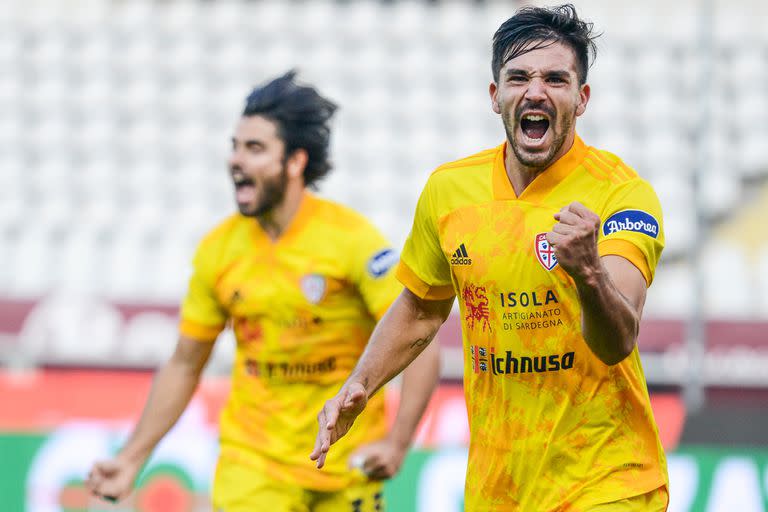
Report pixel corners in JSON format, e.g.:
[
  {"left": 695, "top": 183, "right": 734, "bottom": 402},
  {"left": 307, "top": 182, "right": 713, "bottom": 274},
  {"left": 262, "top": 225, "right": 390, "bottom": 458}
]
[
  {"left": 252, "top": 190, "right": 317, "bottom": 246},
  {"left": 492, "top": 134, "right": 588, "bottom": 202}
]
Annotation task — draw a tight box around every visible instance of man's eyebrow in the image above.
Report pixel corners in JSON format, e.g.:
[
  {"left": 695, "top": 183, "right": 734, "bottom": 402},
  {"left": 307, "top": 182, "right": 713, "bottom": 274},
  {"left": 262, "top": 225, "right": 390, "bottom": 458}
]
[
  {"left": 232, "top": 137, "right": 265, "bottom": 148},
  {"left": 545, "top": 70, "right": 571, "bottom": 79},
  {"left": 504, "top": 68, "right": 573, "bottom": 78},
  {"left": 505, "top": 68, "right": 530, "bottom": 77}
]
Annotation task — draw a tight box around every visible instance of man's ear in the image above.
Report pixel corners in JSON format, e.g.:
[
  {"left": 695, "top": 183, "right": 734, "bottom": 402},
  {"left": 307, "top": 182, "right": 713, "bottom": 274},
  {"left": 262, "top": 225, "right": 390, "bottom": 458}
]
[
  {"left": 286, "top": 148, "right": 309, "bottom": 179},
  {"left": 490, "top": 81, "right": 501, "bottom": 114},
  {"left": 576, "top": 83, "right": 590, "bottom": 117}
]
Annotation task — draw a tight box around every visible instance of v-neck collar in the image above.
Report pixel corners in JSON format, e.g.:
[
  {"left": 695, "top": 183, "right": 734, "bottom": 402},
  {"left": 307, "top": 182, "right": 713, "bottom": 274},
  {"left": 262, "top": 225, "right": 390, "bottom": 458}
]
[
  {"left": 492, "top": 135, "right": 588, "bottom": 203},
  {"left": 252, "top": 190, "right": 316, "bottom": 246}
]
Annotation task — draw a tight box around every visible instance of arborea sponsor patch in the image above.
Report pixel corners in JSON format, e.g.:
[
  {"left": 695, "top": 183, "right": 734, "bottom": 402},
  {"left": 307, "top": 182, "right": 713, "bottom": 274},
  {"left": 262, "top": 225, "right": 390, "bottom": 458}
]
[
  {"left": 367, "top": 248, "right": 399, "bottom": 278},
  {"left": 602, "top": 209, "right": 659, "bottom": 238}
]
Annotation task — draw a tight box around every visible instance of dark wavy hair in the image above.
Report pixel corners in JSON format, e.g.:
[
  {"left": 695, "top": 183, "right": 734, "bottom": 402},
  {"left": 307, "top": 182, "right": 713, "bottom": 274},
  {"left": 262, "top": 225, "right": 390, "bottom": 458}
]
[
  {"left": 242, "top": 71, "right": 338, "bottom": 188},
  {"left": 492, "top": 4, "right": 599, "bottom": 85}
]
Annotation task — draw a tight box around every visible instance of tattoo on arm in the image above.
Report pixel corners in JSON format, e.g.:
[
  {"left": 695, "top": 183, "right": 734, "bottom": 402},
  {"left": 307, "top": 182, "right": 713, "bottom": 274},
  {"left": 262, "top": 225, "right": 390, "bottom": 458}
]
[{"left": 408, "top": 334, "right": 435, "bottom": 350}]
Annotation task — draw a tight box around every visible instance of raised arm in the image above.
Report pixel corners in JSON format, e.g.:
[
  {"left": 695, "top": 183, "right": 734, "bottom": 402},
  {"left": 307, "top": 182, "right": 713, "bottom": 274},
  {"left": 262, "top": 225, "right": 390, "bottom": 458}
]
[
  {"left": 547, "top": 202, "right": 648, "bottom": 365},
  {"left": 85, "top": 335, "right": 215, "bottom": 501},
  {"left": 310, "top": 288, "right": 453, "bottom": 469}
]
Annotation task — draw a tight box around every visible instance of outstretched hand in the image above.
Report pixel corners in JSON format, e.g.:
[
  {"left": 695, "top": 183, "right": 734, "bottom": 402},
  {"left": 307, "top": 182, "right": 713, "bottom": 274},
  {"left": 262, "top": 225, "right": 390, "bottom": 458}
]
[{"left": 310, "top": 382, "right": 368, "bottom": 469}]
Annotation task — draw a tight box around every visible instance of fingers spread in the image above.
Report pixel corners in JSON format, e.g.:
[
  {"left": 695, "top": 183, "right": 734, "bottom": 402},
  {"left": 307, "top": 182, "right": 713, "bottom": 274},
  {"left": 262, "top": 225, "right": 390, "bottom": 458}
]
[
  {"left": 310, "top": 431, "right": 325, "bottom": 462},
  {"left": 323, "top": 400, "right": 341, "bottom": 430},
  {"left": 311, "top": 407, "right": 333, "bottom": 463}
]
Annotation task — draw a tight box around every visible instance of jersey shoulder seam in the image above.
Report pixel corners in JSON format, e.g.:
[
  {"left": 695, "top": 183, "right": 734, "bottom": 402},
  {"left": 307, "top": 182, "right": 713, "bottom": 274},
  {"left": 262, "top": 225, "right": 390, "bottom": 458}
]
[{"left": 431, "top": 147, "right": 498, "bottom": 175}]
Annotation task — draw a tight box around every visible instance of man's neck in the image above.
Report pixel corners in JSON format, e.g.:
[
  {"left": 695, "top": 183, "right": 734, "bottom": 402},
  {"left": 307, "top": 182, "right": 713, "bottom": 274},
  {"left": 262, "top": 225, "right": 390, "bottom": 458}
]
[
  {"left": 504, "top": 159, "right": 546, "bottom": 197},
  {"left": 504, "top": 133, "right": 576, "bottom": 197},
  {"left": 257, "top": 184, "right": 305, "bottom": 241}
]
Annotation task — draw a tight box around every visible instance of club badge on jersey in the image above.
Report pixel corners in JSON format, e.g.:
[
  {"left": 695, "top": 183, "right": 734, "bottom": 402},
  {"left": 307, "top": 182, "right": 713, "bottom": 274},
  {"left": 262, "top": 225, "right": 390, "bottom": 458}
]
[
  {"left": 300, "top": 274, "right": 327, "bottom": 304},
  {"left": 535, "top": 233, "right": 558, "bottom": 271}
]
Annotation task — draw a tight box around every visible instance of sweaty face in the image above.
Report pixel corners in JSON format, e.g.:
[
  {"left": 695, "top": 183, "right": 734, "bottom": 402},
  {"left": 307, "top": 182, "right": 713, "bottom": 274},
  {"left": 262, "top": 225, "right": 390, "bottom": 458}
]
[
  {"left": 228, "top": 115, "right": 289, "bottom": 217},
  {"left": 492, "top": 41, "right": 589, "bottom": 170}
]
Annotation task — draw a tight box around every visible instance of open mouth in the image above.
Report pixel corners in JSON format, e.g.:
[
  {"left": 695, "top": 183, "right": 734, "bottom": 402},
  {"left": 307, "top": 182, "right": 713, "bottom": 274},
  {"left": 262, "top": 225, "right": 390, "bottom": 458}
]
[
  {"left": 233, "top": 175, "right": 256, "bottom": 204},
  {"left": 520, "top": 114, "right": 550, "bottom": 140}
]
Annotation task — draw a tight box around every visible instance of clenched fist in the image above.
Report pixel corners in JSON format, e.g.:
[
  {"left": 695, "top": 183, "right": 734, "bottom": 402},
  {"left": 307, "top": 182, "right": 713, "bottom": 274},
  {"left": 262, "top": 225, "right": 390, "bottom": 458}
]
[
  {"left": 348, "top": 437, "right": 408, "bottom": 480},
  {"left": 85, "top": 456, "right": 142, "bottom": 503},
  {"left": 546, "top": 202, "right": 601, "bottom": 281}
]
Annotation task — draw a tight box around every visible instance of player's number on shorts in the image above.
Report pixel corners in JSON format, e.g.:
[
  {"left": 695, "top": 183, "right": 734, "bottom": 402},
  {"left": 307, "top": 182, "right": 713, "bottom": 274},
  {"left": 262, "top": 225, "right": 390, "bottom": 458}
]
[{"left": 351, "top": 492, "right": 383, "bottom": 511}]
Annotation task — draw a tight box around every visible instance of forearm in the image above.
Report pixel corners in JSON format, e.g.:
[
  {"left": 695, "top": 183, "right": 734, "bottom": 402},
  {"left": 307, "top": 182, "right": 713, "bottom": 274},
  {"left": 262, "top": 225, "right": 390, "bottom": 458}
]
[
  {"left": 575, "top": 264, "right": 639, "bottom": 365},
  {"left": 118, "top": 355, "right": 204, "bottom": 464},
  {"left": 350, "top": 290, "right": 451, "bottom": 400},
  {"left": 387, "top": 340, "right": 440, "bottom": 448}
]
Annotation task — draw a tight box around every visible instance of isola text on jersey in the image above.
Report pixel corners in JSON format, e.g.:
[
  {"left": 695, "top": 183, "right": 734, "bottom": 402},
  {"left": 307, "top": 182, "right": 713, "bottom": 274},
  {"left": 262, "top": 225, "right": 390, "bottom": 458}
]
[{"left": 499, "top": 290, "right": 559, "bottom": 308}]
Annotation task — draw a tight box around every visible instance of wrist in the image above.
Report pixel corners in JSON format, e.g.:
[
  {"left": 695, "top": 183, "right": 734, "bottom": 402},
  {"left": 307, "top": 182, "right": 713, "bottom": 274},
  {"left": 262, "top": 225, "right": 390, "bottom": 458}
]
[
  {"left": 573, "top": 259, "right": 605, "bottom": 289},
  {"left": 117, "top": 445, "right": 150, "bottom": 468},
  {"left": 386, "top": 429, "right": 412, "bottom": 452},
  {"left": 347, "top": 375, "right": 373, "bottom": 400}
]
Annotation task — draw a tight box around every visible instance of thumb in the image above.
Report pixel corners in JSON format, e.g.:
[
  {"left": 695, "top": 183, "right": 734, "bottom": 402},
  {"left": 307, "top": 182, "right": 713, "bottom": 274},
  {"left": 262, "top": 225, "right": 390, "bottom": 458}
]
[
  {"left": 342, "top": 382, "right": 367, "bottom": 409},
  {"left": 92, "top": 459, "right": 120, "bottom": 477},
  {"left": 88, "top": 460, "right": 118, "bottom": 486},
  {"left": 348, "top": 450, "right": 368, "bottom": 470}
]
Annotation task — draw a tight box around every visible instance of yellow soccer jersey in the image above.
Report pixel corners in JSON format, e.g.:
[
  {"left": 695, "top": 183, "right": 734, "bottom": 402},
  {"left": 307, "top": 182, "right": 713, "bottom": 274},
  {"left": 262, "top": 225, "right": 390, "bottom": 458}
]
[
  {"left": 397, "top": 136, "right": 668, "bottom": 511},
  {"left": 180, "top": 192, "right": 402, "bottom": 491}
]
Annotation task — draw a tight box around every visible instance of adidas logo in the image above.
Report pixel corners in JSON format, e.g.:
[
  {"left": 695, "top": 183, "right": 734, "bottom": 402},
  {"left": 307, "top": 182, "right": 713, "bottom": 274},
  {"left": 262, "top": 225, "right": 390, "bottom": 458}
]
[{"left": 450, "top": 243, "right": 472, "bottom": 265}]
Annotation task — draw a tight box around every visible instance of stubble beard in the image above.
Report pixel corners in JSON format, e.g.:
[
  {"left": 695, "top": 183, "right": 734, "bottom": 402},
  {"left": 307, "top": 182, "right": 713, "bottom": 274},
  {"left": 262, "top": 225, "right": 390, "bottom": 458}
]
[
  {"left": 238, "top": 165, "right": 288, "bottom": 218},
  {"left": 502, "top": 105, "right": 575, "bottom": 171}
]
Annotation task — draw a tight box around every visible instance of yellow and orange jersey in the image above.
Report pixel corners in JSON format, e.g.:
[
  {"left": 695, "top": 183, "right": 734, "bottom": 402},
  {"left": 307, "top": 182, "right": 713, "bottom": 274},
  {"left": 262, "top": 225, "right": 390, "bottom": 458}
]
[
  {"left": 180, "top": 192, "right": 402, "bottom": 491},
  {"left": 397, "top": 136, "right": 668, "bottom": 510}
]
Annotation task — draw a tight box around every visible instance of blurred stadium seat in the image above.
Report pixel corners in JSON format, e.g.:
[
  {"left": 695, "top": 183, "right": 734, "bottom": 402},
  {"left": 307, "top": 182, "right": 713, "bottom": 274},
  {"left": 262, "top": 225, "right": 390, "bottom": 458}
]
[
  {"left": 0, "top": 0, "right": 766, "bottom": 353},
  {"left": 2, "top": 3, "right": 768, "bottom": 512}
]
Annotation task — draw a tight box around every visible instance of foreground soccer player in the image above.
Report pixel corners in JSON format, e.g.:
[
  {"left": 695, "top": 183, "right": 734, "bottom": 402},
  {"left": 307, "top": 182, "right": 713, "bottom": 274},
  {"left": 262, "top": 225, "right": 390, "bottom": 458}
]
[
  {"left": 312, "top": 5, "right": 669, "bottom": 511},
  {"left": 85, "top": 72, "right": 439, "bottom": 511}
]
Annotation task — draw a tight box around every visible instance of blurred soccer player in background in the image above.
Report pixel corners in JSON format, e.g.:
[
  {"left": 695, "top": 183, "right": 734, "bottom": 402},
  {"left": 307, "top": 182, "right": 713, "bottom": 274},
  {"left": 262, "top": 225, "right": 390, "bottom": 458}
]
[
  {"left": 312, "top": 5, "right": 669, "bottom": 511},
  {"left": 86, "top": 71, "right": 440, "bottom": 512}
]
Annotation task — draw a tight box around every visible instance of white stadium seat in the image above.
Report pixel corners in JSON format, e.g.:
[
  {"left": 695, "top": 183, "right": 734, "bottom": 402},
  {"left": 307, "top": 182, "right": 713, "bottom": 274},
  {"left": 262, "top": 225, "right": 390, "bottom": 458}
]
[{"left": 0, "top": 0, "right": 765, "bottom": 334}]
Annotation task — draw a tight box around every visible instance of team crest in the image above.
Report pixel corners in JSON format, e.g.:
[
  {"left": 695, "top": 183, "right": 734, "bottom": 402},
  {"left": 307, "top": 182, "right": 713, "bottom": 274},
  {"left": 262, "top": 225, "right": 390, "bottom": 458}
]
[
  {"left": 534, "top": 233, "right": 558, "bottom": 271},
  {"left": 300, "top": 274, "right": 326, "bottom": 304}
]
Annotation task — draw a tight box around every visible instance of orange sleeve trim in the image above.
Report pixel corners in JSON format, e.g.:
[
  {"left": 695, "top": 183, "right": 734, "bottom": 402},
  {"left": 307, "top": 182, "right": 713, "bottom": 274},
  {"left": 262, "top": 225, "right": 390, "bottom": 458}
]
[
  {"left": 598, "top": 239, "right": 652, "bottom": 285},
  {"left": 395, "top": 261, "right": 456, "bottom": 300},
  {"left": 179, "top": 319, "right": 224, "bottom": 342}
]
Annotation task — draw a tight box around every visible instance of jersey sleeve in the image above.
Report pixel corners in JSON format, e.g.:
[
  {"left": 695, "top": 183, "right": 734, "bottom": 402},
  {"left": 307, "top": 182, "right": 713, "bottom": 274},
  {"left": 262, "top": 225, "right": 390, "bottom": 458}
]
[
  {"left": 178, "top": 238, "right": 227, "bottom": 342},
  {"left": 597, "top": 178, "right": 665, "bottom": 286},
  {"left": 396, "top": 175, "right": 455, "bottom": 300},
  {"left": 348, "top": 221, "right": 403, "bottom": 321}
]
